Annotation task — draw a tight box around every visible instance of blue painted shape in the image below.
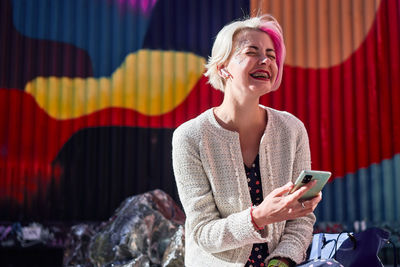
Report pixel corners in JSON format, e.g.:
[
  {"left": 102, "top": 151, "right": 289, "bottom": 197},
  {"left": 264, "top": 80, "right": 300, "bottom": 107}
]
[
  {"left": 315, "top": 154, "right": 400, "bottom": 225},
  {"left": 11, "top": 0, "right": 153, "bottom": 77},
  {"left": 142, "top": 0, "right": 250, "bottom": 58}
]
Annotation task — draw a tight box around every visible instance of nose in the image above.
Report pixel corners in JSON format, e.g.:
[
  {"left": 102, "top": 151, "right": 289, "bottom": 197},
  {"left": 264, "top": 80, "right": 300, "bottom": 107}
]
[{"left": 260, "top": 56, "right": 271, "bottom": 65}]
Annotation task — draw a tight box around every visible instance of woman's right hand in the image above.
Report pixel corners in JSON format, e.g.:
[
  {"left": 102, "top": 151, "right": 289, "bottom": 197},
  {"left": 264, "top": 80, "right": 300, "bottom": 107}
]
[{"left": 252, "top": 180, "right": 322, "bottom": 228}]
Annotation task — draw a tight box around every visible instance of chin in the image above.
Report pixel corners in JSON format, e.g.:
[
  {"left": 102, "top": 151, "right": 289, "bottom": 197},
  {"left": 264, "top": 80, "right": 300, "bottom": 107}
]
[{"left": 248, "top": 85, "right": 273, "bottom": 96}]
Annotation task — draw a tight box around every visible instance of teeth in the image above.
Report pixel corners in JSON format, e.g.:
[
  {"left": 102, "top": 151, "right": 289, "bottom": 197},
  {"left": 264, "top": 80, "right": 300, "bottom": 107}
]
[{"left": 251, "top": 72, "right": 270, "bottom": 79}]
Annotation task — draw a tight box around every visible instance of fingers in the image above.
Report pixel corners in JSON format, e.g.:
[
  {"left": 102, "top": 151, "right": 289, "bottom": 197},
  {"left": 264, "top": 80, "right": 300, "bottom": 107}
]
[
  {"left": 259, "top": 182, "right": 323, "bottom": 223},
  {"left": 269, "top": 182, "right": 294, "bottom": 197},
  {"left": 287, "top": 180, "right": 317, "bottom": 202},
  {"left": 303, "top": 191, "right": 322, "bottom": 203},
  {"left": 305, "top": 192, "right": 323, "bottom": 206},
  {"left": 297, "top": 201, "right": 314, "bottom": 214},
  {"left": 300, "top": 192, "right": 323, "bottom": 212}
]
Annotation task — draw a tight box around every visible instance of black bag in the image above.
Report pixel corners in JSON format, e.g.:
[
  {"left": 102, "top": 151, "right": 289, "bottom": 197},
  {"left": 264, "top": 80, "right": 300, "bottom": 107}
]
[
  {"left": 297, "top": 258, "right": 344, "bottom": 267},
  {"left": 304, "top": 227, "right": 397, "bottom": 267},
  {"left": 335, "top": 227, "right": 394, "bottom": 267}
]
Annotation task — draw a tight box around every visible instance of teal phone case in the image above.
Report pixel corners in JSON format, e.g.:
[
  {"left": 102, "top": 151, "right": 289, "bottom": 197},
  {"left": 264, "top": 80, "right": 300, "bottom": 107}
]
[{"left": 292, "top": 170, "right": 332, "bottom": 200}]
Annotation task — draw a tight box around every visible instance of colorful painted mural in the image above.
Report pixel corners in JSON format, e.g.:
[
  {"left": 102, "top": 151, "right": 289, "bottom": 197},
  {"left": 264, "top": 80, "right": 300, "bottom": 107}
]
[
  {"left": 0, "top": 0, "right": 399, "bottom": 229},
  {"left": 251, "top": 0, "right": 400, "bottom": 225}
]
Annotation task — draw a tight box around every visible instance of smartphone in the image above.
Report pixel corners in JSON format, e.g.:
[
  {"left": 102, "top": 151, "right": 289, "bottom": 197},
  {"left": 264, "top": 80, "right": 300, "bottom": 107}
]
[{"left": 289, "top": 170, "right": 332, "bottom": 200}]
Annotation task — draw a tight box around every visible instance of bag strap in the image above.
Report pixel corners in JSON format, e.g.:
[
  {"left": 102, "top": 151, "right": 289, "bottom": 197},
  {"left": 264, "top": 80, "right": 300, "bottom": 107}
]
[
  {"left": 318, "top": 233, "right": 338, "bottom": 259},
  {"left": 334, "top": 232, "right": 355, "bottom": 260},
  {"left": 387, "top": 240, "right": 398, "bottom": 267},
  {"left": 317, "top": 234, "right": 324, "bottom": 259}
]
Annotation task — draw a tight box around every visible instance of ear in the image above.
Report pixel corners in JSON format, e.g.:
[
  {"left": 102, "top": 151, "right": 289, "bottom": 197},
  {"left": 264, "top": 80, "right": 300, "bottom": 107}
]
[
  {"left": 217, "top": 66, "right": 226, "bottom": 78},
  {"left": 218, "top": 66, "right": 231, "bottom": 79}
]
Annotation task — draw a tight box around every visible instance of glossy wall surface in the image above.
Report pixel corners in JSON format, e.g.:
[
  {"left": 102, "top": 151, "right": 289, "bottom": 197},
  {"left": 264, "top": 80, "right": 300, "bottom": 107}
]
[{"left": 0, "top": 0, "right": 399, "bottom": 226}]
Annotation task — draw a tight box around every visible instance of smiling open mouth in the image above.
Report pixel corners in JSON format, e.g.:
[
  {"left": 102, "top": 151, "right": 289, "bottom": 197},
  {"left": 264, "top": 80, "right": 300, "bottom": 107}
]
[{"left": 250, "top": 71, "right": 271, "bottom": 80}]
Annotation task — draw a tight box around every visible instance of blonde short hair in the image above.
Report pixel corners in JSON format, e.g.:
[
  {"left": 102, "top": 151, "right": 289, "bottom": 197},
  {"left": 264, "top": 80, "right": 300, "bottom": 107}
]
[{"left": 204, "top": 14, "right": 286, "bottom": 92}]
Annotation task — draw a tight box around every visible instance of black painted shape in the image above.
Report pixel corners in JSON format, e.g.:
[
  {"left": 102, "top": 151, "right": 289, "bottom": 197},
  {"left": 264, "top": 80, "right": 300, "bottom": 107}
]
[{"left": 51, "top": 126, "right": 177, "bottom": 221}]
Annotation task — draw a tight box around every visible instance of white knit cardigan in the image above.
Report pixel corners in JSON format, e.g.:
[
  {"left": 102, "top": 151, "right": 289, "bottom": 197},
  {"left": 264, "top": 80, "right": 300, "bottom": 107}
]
[{"left": 172, "top": 105, "right": 315, "bottom": 267}]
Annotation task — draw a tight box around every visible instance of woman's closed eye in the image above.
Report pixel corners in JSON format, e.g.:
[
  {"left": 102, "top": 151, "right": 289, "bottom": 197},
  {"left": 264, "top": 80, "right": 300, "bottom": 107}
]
[
  {"left": 245, "top": 51, "right": 257, "bottom": 56},
  {"left": 244, "top": 50, "right": 275, "bottom": 61}
]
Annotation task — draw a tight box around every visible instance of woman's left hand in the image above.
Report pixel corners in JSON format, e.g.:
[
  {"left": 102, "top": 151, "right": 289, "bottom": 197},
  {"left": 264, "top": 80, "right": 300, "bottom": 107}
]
[{"left": 252, "top": 181, "right": 322, "bottom": 228}]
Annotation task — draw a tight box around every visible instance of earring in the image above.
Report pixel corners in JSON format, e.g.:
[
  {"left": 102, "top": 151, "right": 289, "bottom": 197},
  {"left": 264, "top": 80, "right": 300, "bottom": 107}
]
[{"left": 221, "top": 69, "right": 231, "bottom": 79}]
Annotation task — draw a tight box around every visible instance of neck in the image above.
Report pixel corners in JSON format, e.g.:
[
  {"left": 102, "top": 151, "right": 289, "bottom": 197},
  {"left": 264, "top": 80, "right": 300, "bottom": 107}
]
[{"left": 214, "top": 92, "right": 266, "bottom": 133}]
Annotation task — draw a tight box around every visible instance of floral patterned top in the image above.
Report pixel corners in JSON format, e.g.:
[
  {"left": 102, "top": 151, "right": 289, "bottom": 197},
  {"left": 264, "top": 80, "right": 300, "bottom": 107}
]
[{"left": 245, "top": 155, "right": 269, "bottom": 267}]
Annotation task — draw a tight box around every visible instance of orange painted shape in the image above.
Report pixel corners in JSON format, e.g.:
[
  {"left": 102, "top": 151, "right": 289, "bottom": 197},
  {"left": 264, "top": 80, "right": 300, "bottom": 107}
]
[{"left": 251, "top": 0, "right": 381, "bottom": 68}]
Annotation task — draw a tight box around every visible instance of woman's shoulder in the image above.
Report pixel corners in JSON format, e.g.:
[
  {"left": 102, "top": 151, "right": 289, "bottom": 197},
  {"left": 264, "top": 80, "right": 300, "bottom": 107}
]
[
  {"left": 263, "top": 105, "right": 306, "bottom": 129},
  {"left": 261, "top": 106, "right": 307, "bottom": 138},
  {"left": 172, "top": 109, "right": 213, "bottom": 141}
]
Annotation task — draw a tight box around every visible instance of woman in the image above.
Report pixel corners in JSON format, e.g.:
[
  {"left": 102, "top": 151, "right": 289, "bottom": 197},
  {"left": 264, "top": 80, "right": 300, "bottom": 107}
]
[{"left": 172, "top": 14, "right": 322, "bottom": 267}]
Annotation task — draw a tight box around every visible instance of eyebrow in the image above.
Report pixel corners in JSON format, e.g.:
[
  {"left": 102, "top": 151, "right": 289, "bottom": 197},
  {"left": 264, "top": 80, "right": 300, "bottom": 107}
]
[{"left": 247, "top": 45, "right": 275, "bottom": 53}]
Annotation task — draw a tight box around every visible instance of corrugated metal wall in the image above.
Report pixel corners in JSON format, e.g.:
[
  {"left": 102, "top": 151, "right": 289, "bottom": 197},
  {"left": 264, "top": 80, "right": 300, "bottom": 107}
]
[
  {"left": 0, "top": 0, "right": 399, "bottom": 230},
  {"left": 0, "top": 0, "right": 247, "bottom": 221},
  {"left": 251, "top": 0, "right": 400, "bottom": 226}
]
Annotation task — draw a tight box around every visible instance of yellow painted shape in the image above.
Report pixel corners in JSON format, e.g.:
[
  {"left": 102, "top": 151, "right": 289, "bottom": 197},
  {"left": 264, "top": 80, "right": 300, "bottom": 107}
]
[
  {"left": 251, "top": 0, "right": 381, "bottom": 68},
  {"left": 25, "top": 50, "right": 205, "bottom": 119}
]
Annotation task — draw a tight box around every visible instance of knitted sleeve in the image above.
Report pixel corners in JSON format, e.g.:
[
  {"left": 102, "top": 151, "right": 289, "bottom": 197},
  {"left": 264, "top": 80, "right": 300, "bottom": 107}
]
[
  {"left": 266, "top": 120, "right": 316, "bottom": 264},
  {"left": 172, "top": 122, "right": 269, "bottom": 254}
]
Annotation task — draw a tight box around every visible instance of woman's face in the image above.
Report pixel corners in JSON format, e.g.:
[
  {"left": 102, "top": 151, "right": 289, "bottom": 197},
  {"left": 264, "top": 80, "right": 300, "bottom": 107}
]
[{"left": 223, "top": 29, "right": 278, "bottom": 97}]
